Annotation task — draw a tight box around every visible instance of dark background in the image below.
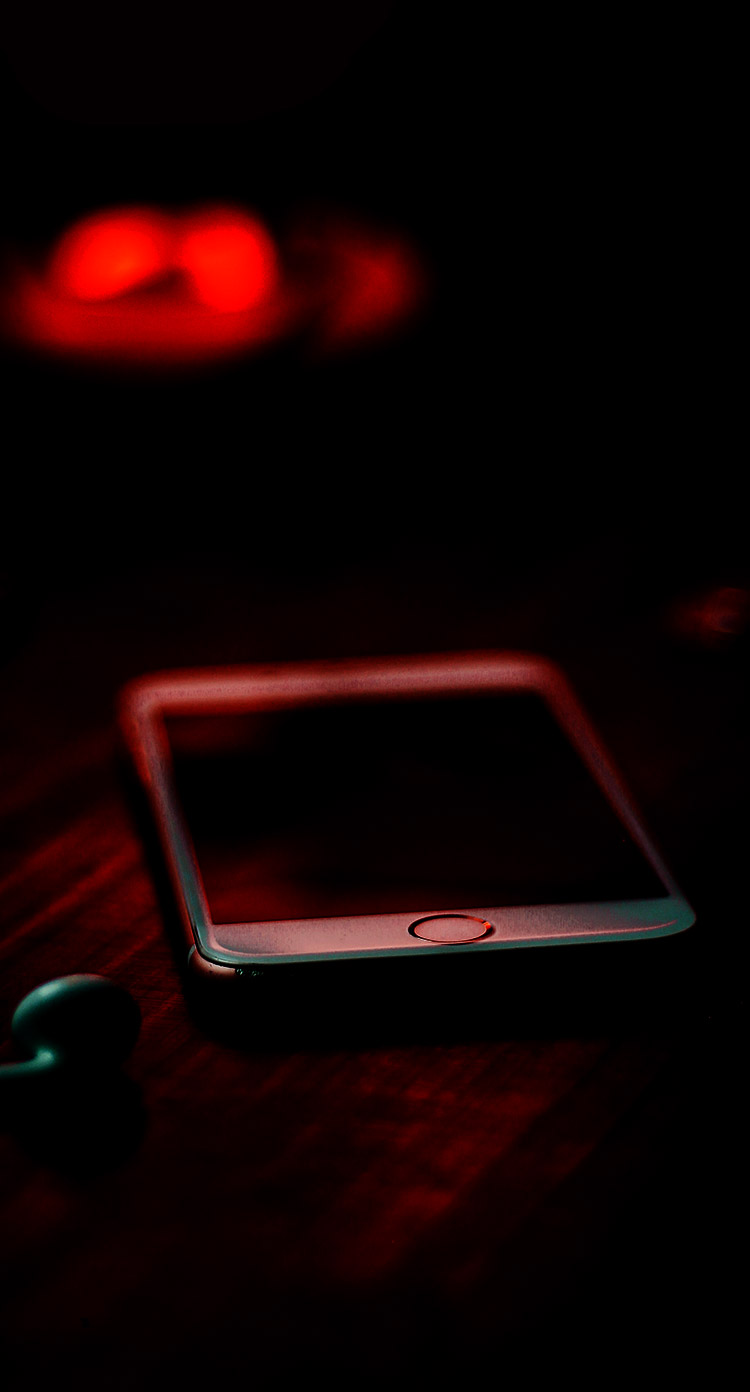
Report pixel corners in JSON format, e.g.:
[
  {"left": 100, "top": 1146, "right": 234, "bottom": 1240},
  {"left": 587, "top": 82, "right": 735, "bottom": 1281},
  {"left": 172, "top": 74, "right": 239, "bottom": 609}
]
[
  {"left": 1, "top": 2, "right": 741, "bottom": 583},
  {"left": 0, "top": 6, "right": 746, "bottom": 1386}
]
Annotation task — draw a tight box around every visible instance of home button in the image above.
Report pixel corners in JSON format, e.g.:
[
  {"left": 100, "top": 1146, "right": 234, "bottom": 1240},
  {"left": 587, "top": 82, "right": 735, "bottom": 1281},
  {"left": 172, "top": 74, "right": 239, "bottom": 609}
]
[{"left": 409, "top": 914, "right": 494, "bottom": 943}]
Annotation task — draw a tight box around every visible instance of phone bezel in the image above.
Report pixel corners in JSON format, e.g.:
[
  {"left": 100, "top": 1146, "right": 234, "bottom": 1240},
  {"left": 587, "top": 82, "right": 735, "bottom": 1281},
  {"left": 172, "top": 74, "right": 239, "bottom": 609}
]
[{"left": 118, "top": 652, "right": 695, "bottom": 977}]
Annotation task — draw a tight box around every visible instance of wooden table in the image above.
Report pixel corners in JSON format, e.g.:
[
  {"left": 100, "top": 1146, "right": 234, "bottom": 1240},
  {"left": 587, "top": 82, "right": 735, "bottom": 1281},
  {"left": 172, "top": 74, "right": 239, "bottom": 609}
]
[{"left": 1, "top": 443, "right": 744, "bottom": 1387}]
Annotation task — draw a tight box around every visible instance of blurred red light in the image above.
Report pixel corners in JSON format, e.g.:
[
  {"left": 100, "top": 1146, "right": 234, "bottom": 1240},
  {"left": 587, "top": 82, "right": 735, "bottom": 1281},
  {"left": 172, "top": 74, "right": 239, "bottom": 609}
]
[
  {"left": 318, "top": 229, "right": 423, "bottom": 346},
  {"left": 48, "top": 208, "right": 174, "bottom": 302},
  {"left": 177, "top": 209, "right": 279, "bottom": 312},
  {"left": 2, "top": 204, "right": 426, "bottom": 367}
]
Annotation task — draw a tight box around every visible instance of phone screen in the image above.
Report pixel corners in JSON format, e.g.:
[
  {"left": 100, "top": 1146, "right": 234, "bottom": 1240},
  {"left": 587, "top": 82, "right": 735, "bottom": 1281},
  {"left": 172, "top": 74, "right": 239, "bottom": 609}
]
[{"left": 163, "top": 693, "right": 668, "bottom": 925}]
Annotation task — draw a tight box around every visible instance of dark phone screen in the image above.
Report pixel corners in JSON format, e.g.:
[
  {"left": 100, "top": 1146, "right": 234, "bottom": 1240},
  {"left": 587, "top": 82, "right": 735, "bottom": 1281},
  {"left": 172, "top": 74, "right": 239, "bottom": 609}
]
[{"left": 164, "top": 693, "right": 668, "bottom": 924}]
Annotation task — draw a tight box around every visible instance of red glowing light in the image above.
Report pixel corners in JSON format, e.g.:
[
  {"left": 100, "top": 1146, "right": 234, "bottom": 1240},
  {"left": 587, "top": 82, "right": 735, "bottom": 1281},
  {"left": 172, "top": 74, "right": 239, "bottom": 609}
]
[
  {"left": 2, "top": 203, "right": 426, "bottom": 367},
  {"left": 9, "top": 270, "right": 297, "bottom": 364},
  {"left": 49, "top": 208, "right": 174, "bottom": 302},
  {"left": 177, "top": 209, "right": 279, "bottom": 312},
  {"left": 318, "top": 228, "right": 424, "bottom": 346}
]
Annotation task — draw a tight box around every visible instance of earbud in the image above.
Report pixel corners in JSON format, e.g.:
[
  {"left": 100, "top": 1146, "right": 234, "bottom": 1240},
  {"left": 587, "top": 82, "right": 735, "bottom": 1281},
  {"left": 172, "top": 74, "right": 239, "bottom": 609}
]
[{"left": 1, "top": 975, "right": 140, "bottom": 1102}]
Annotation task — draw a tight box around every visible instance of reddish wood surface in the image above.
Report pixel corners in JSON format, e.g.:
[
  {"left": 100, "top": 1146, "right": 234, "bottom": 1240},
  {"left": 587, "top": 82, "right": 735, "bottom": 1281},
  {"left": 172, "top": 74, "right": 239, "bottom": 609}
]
[{"left": 0, "top": 537, "right": 744, "bottom": 1388}]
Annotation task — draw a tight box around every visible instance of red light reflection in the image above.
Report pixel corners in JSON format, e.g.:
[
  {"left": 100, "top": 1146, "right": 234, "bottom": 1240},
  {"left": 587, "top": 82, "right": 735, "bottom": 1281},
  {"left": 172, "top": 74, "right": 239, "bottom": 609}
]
[{"left": 2, "top": 204, "right": 426, "bottom": 368}]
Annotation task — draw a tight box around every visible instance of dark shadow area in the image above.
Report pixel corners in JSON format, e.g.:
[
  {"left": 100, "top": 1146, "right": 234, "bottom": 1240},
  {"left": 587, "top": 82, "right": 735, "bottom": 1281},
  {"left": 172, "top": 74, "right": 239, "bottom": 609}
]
[
  {"left": 191, "top": 929, "right": 707, "bottom": 1050},
  {"left": 2, "top": 1070, "right": 147, "bottom": 1178}
]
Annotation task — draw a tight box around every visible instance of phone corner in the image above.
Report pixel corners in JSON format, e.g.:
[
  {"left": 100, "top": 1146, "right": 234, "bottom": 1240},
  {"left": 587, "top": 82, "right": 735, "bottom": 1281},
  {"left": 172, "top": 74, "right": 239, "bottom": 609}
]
[{"left": 187, "top": 944, "right": 240, "bottom": 984}]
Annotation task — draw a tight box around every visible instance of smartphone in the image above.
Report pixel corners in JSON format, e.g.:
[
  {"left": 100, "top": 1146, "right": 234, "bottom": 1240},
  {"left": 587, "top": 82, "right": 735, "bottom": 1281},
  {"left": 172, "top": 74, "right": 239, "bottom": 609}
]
[{"left": 118, "top": 652, "right": 694, "bottom": 983}]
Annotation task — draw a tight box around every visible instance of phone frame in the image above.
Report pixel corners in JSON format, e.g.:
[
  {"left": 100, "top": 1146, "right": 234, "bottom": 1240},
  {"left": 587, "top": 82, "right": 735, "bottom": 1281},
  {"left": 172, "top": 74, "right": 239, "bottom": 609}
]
[{"left": 118, "top": 652, "right": 695, "bottom": 981}]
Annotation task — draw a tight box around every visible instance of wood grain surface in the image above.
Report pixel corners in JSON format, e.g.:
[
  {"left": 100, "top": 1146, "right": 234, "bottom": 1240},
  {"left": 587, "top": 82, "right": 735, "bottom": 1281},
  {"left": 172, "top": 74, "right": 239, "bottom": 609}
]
[{"left": 0, "top": 519, "right": 745, "bottom": 1388}]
